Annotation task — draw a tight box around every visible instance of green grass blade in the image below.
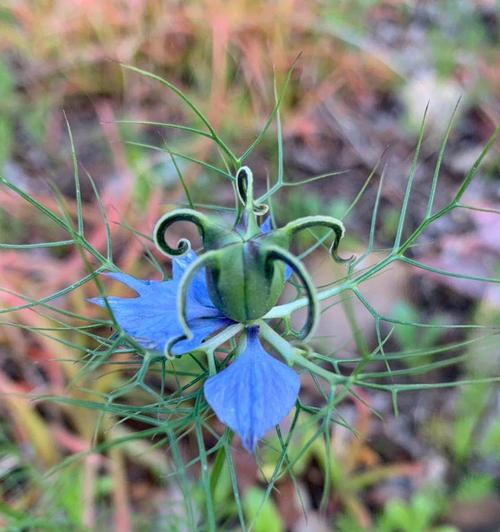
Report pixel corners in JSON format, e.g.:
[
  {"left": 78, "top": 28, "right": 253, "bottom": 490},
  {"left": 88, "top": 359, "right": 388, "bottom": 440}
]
[
  {"left": 239, "top": 58, "right": 298, "bottom": 163},
  {"left": 115, "top": 119, "right": 213, "bottom": 139},
  {"left": 453, "top": 127, "right": 498, "bottom": 203},
  {"left": 125, "top": 140, "right": 233, "bottom": 181},
  {"left": 83, "top": 168, "right": 113, "bottom": 261},
  {"left": 121, "top": 64, "right": 238, "bottom": 166},
  {"left": 425, "top": 99, "right": 460, "bottom": 218},
  {"left": 0, "top": 240, "right": 74, "bottom": 249},
  {"left": 164, "top": 144, "right": 194, "bottom": 209},
  {"left": 392, "top": 104, "right": 428, "bottom": 251},
  {"left": 64, "top": 112, "right": 84, "bottom": 235}
]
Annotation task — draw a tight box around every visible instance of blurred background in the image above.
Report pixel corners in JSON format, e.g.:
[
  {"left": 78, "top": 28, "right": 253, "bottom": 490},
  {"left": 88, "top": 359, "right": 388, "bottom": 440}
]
[{"left": 0, "top": 1, "right": 499, "bottom": 530}]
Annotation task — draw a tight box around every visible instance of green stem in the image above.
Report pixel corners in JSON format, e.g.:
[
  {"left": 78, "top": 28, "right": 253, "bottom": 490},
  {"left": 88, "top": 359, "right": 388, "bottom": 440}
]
[
  {"left": 209, "top": 431, "right": 234, "bottom": 500},
  {"left": 259, "top": 322, "right": 347, "bottom": 385},
  {"left": 203, "top": 324, "right": 244, "bottom": 375},
  {"left": 121, "top": 64, "right": 238, "bottom": 168},
  {"left": 264, "top": 255, "right": 397, "bottom": 319},
  {"left": 341, "top": 296, "right": 370, "bottom": 357}
]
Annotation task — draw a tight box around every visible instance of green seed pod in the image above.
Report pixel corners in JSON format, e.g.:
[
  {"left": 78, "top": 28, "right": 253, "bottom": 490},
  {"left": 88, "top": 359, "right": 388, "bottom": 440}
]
[{"left": 154, "top": 166, "right": 352, "bottom": 349}]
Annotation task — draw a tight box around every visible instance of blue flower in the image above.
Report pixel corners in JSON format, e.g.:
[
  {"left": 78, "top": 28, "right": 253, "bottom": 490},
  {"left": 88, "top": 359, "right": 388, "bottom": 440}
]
[
  {"left": 90, "top": 218, "right": 300, "bottom": 451},
  {"left": 204, "top": 326, "right": 300, "bottom": 452},
  {"left": 89, "top": 250, "right": 233, "bottom": 356}
]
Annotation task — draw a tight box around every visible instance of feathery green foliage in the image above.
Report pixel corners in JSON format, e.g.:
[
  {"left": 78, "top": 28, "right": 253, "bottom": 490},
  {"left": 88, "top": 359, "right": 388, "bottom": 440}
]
[{"left": 0, "top": 65, "right": 498, "bottom": 530}]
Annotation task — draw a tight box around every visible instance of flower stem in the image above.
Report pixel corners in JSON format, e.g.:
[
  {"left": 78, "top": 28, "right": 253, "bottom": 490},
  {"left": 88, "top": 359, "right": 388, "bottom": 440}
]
[
  {"left": 209, "top": 430, "right": 234, "bottom": 500},
  {"left": 259, "top": 322, "right": 348, "bottom": 386},
  {"left": 202, "top": 324, "right": 243, "bottom": 353}
]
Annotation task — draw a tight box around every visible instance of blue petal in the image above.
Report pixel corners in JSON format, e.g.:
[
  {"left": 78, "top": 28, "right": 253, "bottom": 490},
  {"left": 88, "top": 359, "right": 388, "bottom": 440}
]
[
  {"left": 172, "top": 250, "right": 216, "bottom": 308},
  {"left": 204, "top": 326, "right": 300, "bottom": 452},
  {"left": 261, "top": 216, "right": 272, "bottom": 234},
  {"left": 89, "top": 258, "right": 231, "bottom": 355}
]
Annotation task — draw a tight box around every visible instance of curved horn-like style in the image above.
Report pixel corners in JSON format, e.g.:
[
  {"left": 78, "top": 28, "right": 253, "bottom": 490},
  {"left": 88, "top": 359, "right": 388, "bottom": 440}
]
[
  {"left": 236, "top": 166, "right": 250, "bottom": 206},
  {"left": 252, "top": 203, "right": 269, "bottom": 216},
  {"left": 154, "top": 209, "right": 210, "bottom": 257},
  {"left": 164, "top": 250, "right": 221, "bottom": 357},
  {"left": 173, "top": 249, "right": 220, "bottom": 347},
  {"left": 265, "top": 245, "right": 319, "bottom": 341},
  {"left": 236, "top": 166, "right": 269, "bottom": 216},
  {"left": 283, "top": 215, "right": 354, "bottom": 263}
]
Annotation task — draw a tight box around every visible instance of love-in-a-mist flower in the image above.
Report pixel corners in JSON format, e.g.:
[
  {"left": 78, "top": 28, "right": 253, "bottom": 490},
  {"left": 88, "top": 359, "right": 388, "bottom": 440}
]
[
  {"left": 90, "top": 249, "right": 300, "bottom": 451},
  {"left": 91, "top": 166, "right": 349, "bottom": 451}
]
